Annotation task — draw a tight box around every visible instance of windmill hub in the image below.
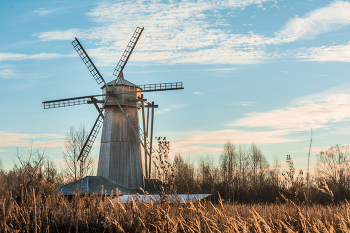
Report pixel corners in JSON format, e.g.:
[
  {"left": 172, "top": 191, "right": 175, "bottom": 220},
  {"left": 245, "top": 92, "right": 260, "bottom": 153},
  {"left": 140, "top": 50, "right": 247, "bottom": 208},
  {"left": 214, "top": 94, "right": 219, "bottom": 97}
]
[{"left": 102, "top": 78, "right": 142, "bottom": 108}]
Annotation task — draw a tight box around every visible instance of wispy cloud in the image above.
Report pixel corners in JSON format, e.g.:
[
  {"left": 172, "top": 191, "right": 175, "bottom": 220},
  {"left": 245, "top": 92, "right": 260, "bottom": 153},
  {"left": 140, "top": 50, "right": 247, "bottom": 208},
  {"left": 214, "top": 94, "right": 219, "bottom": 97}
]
[
  {"left": 32, "top": 8, "right": 57, "bottom": 16},
  {"left": 0, "top": 53, "right": 74, "bottom": 62},
  {"left": 29, "top": 1, "right": 350, "bottom": 65},
  {"left": 172, "top": 129, "right": 300, "bottom": 147},
  {"left": 229, "top": 101, "right": 254, "bottom": 106},
  {"left": 292, "top": 42, "right": 350, "bottom": 62},
  {"left": 169, "top": 128, "right": 301, "bottom": 157},
  {"left": 32, "top": 0, "right": 278, "bottom": 65},
  {"left": 0, "top": 66, "right": 48, "bottom": 79},
  {"left": 34, "top": 28, "right": 81, "bottom": 41},
  {"left": 0, "top": 68, "right": 17, "bottom": 79},
  {"left": 287, "top": 146, "right": 332, "bottom": 155},
  {"left": 229, "top": 93, "right": 350, "bottom": 131},
  {"left": 274, "top": 1, "right": 350, "bottom": 43},
  {"left": 128, "top": 68, "right": 238, "bottom": 74},
  {"left": 156, "top": 104, "right": 188, "bottom": 115},
  {"left": 192, "top": 92, "right": 203, "bottom": 95},
  {"left": 0, "top": 131, "right": 65, "bottom": 149}
]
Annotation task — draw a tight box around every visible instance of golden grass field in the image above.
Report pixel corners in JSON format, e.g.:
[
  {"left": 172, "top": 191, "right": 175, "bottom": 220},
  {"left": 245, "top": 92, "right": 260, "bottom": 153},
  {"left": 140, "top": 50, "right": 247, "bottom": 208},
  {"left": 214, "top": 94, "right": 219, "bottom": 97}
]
[{"left": 1, "top": 189, "right": 349, "bottom": 233}]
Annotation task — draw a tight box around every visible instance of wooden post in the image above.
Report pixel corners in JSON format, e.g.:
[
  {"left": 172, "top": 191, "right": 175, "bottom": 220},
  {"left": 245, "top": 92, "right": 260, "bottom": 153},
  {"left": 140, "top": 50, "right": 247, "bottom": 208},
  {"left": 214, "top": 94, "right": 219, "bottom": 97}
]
[
  {"left": 146, "top": 103, "right": 150, "bottom": 179},
  {"left": 141, "top": 94, "right": 148, "bottom": 178},
  {"left": 149, "top": 102, "right": 155, "bottom": 179},
  {"left": 146, "top": 104, "right": 150, "bottom": 137}
]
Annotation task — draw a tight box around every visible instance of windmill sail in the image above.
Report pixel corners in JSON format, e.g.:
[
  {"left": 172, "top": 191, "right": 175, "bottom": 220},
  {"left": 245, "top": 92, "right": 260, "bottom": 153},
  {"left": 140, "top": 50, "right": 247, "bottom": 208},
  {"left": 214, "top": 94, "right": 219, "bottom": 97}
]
[
  {"left": 77, "top": 114, "right": 104, "bottom": 161},
  {"left": 112, "top": 27, "right": 144, "bottom": 80},
  {"left": 138, "top": 82, "right": 184, "bottom": 92},
  {"left": 72, "top": 37, "right": 106, "bottom": 86},
  {"left": 42, "top": 95, "right": 105, "bottom": 109}
]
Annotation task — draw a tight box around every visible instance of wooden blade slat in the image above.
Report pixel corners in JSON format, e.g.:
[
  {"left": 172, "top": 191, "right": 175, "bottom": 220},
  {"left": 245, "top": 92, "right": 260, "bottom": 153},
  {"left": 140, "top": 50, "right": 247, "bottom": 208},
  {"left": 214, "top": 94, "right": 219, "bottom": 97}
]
[{"left": 42, "top": 95, "right": 105, "bottom": 109}]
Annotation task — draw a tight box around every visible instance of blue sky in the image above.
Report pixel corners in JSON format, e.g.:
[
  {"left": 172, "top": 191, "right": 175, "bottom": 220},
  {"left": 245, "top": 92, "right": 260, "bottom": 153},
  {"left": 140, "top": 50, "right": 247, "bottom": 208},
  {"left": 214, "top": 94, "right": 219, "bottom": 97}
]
[{"left": 1, "top": 0, "right": 350, "bottom": 172}]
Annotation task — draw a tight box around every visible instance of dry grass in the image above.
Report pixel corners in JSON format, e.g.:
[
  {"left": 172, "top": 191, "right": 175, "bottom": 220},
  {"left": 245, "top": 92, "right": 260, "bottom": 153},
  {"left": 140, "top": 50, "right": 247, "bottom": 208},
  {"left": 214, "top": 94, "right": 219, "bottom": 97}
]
[{"left": 1, "top": 190, "right": 350, "bottom": 233}]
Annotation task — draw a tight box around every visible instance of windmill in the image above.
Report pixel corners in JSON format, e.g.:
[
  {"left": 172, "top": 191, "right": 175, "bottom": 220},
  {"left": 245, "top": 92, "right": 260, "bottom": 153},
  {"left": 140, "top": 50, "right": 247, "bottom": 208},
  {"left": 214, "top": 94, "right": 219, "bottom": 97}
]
[{"left": 43, "top": 27, "right": 184, "bottom": 190}]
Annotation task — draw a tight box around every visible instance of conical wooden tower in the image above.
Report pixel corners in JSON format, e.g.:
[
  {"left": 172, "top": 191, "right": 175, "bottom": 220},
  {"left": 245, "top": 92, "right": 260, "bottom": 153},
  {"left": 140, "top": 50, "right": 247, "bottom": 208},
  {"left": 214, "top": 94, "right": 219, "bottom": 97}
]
[{"left": 97, "top": 74, "right": 144, "bottom": 189}]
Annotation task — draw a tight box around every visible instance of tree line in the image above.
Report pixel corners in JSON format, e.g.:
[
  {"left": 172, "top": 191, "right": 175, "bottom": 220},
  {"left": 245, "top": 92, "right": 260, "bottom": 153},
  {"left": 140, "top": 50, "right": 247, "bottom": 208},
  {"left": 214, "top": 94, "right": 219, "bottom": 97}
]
[
  {"left": 171, "top": 142, "right": 350, "bottom": 204},
  {"left": 1, "top": 124, "right": 350, "bottom": 205},
  {"left": 0, "top": 124, "right": 95, "bottom": 200}
]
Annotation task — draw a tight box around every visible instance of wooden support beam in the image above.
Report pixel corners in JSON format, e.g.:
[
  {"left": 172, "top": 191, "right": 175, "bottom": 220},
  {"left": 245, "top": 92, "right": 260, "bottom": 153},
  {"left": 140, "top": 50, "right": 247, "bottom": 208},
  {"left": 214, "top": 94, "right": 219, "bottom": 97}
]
[
  {"left": 90, "top": 97, "right": 104, "bottom": 119},
  {"left": 149, "top": 101, "right": 155, "bottom": 179},
  {"left": 141, "top": 94, "right": 148, "bottom": 178},
  {"left": 146, "top": 106, "right": 150, "bottom": 138},
  {"left": 145, "top": 104, "right": 158, "bottom": 108},
  {"left": 87, "top": 100, "right": 104, "bottom": 104},
  {"left": 127, "top": 98, "right": 147, "bottom": 102}
]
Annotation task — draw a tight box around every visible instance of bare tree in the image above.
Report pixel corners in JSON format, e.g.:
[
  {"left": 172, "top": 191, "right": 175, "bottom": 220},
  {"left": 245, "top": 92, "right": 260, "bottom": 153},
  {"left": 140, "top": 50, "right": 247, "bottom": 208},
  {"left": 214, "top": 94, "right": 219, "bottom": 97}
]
[
  {"left": 220, "top": 141, "right": 237, "bottom": 201},
  {"left": 173, "top": 154, "right": 198, "bottom": 193},
  {"left": 270, "top": 156, "right": 281, "bottom": 187},
  {"left": 62, "top": 124, "right": 96, "bottom": 182},
  {"left": 44, "top": 159, "right": 64, "bottom": 185},
  {"left": 316, "top": 144, "right": 350, "bottom": 201},
  {"left": 13, "top": 146, "right": 46, "bottom": 191},
  {"left": 2, "top": 145, "right": 63, "bottom": 199},
  {"left": 199, "top": 155, "right": 218, "bottom": 195},
  {"left": 236, "top": 144, "right": 250, "bottom": 202},
  {"left": 151, "top": 136, "right": 175, "bottom": 186},
  {"left": 249, "top": 143, "right": 269, "bottom": 186}
]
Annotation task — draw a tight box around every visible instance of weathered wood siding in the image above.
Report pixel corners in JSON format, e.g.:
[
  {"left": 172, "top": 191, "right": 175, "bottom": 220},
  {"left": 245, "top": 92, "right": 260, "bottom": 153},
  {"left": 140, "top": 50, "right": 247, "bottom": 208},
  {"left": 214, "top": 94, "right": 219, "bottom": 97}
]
[
  {"left": 97, "top": 105, "right": 144, "bottom": 189},
  {"left": 102, "top": 85, "right": 142, "bottom": 108}
]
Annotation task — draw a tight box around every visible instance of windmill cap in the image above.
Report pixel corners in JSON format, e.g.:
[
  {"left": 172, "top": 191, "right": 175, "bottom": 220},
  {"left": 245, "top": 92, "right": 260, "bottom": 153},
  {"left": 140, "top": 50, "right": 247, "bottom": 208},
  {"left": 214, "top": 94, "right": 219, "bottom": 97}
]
[{"left": 101, "top": 78, "right": 140, "bottom": 89}]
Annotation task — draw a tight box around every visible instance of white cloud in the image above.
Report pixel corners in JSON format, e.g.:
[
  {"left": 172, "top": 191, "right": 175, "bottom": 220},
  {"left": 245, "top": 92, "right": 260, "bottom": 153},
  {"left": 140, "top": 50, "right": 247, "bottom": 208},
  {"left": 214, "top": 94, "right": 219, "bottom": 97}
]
[
  {"left": 192, "top": 92, "right": 203, "bottom": 95},
  {"left": 32, "top": 8, "right": 57, "bottom": 16},
  {"left": 198, "top": 68, "right": 237, "bottom": 72},
  {"left": 127, "top": 68, "right": 237, "bottom": 74},
  {"left": 172, "top": 129, "right": 299, "bottom": 147},
  {"left": 32, "top": 0, "right": 277, "bottom": 65},
  {"left": 230, "top": 93, "right": 350, "bottom": 131},
  {"left": 30, "top": 0, "right": 350, "bottom": 65},
  {"left": 275, "top": 1, "right": 350, "bottom": 43},
  {"left": 0, "top": 53, "right": 74, "bottom": 62},
  {"left": 0, "top": 131, "right": 65, "bottom": 149},
  {"left": 34, "top": 29, "right": 81, "bottom": 41},
  {"left": 169, "top": 128, "right": 301, "bottom": 157},
  {"left": 0, "top": 68, "right": 17, "bottom": 79},
  {"left": 229, "top": 101, "right": 254, "bottom": 106},
  {"left": 293, "top": 42, "right": 350, "bottom": 62},
  {"left": 0, "top": 66, "right": 48, "bottom": 79},
  {"left": 288, "top": 146, "right": 332, "bottom": 155},
  {"left": 156, "top": 104, "right": 188, "bottom": 114}
]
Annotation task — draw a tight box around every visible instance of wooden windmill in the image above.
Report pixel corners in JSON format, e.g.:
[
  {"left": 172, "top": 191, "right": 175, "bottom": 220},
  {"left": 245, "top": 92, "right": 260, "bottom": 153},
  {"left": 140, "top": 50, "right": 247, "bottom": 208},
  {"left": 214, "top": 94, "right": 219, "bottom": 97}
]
[{"left": 43, "top": 27, "right": 184, "bottom": 189}]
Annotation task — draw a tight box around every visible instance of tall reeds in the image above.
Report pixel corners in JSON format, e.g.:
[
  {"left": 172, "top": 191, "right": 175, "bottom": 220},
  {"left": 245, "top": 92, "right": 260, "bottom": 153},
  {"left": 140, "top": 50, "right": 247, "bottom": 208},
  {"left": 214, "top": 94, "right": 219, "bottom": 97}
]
[{"left": 1, "top": 188, "right": 350, "bottom": 232}]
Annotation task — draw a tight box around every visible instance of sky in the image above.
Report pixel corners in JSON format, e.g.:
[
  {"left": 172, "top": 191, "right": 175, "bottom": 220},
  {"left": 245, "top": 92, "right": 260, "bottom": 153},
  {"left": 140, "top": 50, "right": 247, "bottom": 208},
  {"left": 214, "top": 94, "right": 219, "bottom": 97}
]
[{"left": 1, "top": 0, "right": 350, "bottom": 172}]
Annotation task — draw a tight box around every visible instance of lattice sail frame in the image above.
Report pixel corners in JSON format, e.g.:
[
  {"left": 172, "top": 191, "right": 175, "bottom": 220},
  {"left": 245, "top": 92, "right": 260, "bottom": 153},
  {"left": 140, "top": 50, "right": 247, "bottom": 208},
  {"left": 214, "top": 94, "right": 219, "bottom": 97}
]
[
  {"left": 72, "top": 38, "right": 106, "bottom": 85},
  {"left": 43, "top": 95, "right": 105, "bottom": 109},
  {"left": 113, "top": 27, "right": 144, "bottom": 79},
  {"left": 77, "top": 114, "right": 104, "bottom": 161}
]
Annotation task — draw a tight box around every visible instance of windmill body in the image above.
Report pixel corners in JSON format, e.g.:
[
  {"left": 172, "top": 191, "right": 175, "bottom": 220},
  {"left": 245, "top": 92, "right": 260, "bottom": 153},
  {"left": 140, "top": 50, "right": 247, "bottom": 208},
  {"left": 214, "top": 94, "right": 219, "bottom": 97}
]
[
  {"left": 98, "top": 77, "right": 143, "bottom": 189},
  {"left": 43, "top": 27, "right": 184, "bottom": 192}
]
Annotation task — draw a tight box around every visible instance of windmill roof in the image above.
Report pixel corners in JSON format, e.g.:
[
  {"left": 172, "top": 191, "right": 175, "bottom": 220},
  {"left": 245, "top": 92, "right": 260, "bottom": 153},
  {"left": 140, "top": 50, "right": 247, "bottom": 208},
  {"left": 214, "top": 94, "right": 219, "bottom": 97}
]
[
  {"left": 56, "top": 176, "right": 186, "bottom": 196},
  {"left": 101, "top": 78, "right": 139, "bottom": 89},
  {"left": 56, "top": 176, "right": 142, "bottom": 196}
]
